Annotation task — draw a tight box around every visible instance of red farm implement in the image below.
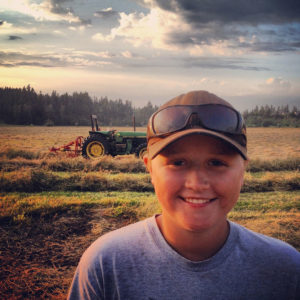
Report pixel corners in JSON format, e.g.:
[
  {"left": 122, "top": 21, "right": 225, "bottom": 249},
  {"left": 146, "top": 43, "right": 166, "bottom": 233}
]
[{"left": 49, "top": 136, "right": 84, "bottom": 157}]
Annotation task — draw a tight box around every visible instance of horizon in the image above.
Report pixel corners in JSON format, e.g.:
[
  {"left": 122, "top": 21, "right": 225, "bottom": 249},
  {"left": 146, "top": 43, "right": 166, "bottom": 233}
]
[{"left": 2, "top": 84, "right": 300, "bottom": 113}]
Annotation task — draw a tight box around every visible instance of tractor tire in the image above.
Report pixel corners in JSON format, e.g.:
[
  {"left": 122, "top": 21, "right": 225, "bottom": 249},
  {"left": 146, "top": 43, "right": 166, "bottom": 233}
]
[
  {"left": 82, "top": 136, "right": 109, "bottom": 159},
  {"left": 135, "top": 143, "right": 147, "bottom": 159}
]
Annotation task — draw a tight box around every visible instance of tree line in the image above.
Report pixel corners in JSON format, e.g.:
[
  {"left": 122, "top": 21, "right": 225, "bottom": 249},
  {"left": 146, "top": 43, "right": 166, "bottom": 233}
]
[
  {"left": 0, "top": 86, "right": 299, "bottom": 127},
  {"left": 0, "top": 85, "right": 158, "bottom": 127},
  {"left": 243, "top": 105, "right": 300, "bottom": 127}
]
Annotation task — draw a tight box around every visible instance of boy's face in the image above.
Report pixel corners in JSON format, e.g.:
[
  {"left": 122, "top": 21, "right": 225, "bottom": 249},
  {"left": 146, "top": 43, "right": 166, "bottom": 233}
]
[{"left": 145, "top": 134, "right": 247, "bottom": 233}]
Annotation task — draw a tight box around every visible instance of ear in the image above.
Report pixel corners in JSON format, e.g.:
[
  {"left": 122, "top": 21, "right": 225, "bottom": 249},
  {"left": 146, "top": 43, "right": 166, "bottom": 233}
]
[
  {"left": 143, "top": 154, "right": 151, "bottom": 173},
  {"left": 240, "top": 158, "right": 249, "bottom": 187},
  {"left": 243, "top": 158, "right": 249, "bottom": 171}
]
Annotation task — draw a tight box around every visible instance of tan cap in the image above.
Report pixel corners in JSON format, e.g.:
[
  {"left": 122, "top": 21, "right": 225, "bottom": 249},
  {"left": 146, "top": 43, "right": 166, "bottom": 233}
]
[{"left": 147, "top": 90, "right": 247, "bottom": 160}]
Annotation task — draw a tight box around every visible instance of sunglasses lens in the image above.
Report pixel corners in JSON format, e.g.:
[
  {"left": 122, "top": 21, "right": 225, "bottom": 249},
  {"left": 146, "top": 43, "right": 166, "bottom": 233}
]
[
  {"left": 152, "top": 105, "right": 240, "bottom": 135},
  {"left": 198, "top": 105, "right": 239, "bottom": 132},
  {"left": 153, "top": 106, "right": 191, "bottom": 134}
]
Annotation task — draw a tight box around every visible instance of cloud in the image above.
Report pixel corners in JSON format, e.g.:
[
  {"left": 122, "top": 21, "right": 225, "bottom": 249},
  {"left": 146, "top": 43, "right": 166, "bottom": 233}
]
[
  {"left": 146, "top": 0, "right": 300, "bottom": 25},
  {"left": 1, "top": 0, "right": 86, "bottom": 24},
  {"left": 8, "top": 35, "right": 22, "bottom": 40},
  {"left": 0, "top": 50, "right": 62, "bottom": 68},
  {"left": 121, "top": 51, "right": 133, "bottom": 58},
  {"left": 0, "top": 47, "right": 264, "bottom": 72},
  {"left": 258, "top": 77, "right": 292, "bottom": 96},
  {"left": 265, "top": 77, "right": 291, "bottom": 89},
  {"left": 48, "top": 0, "right": 73, "bottom": 15},
  {"left": 94, "top": 8, "right": 191, "bottom": 51},
  {"left": 92, "top": 32, "right": 114, "bottom": 42},
  {"left": 98, "top": 0, "right": 300, "bottom": 54},
  {"left": 182, "top": 57, "right": 269, "bottom": 71},
  {"left": 0, "top": 21, "right": 37, "bottom": 35},
  {"left": 94, "top": 7, "right": 119, "bottom": 18},
  {"left": 0, "top": 49, "right": 113, "bottom": 69}
]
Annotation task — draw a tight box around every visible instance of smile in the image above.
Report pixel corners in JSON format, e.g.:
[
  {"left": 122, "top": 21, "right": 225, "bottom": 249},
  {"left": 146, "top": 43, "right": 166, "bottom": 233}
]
[{"left": 184, "top": 198, "right": 216, "bottom": 204}]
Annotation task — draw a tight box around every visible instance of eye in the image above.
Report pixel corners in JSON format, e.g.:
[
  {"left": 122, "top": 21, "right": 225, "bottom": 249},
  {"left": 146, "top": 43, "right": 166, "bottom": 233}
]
[
  {"left": 208, "top": 159, "right": 226, "bottom": 167},
  {"left": 171, "top": 159, "right": 186, "bottom": 167}
]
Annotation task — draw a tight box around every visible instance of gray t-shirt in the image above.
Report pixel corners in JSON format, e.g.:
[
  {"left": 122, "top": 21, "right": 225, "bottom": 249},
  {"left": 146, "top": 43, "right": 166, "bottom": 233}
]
[{"left": 68, "top": 216, "right": 300, "bottom": 300}]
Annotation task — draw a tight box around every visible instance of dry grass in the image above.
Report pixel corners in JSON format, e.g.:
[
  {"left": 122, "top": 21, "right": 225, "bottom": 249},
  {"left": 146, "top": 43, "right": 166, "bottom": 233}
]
[
  {"left": 0, "top": 126, "right": 146, "bottom": 154},
  {"left": 1, "top": 168, "right": 299, "bottom": 193},
  {"left": 246, "top": 127, "right": 300, "bottom": 160},
  {"left": 0, "top": 190, "right": 299, "bottom": 299},
  {"left": 229, "top": 211, "right": 300, "bottom": 249},
  {"left": 0, "top": 126, "right": 299, "bottom": 159},
  {"left": 0, "top": 125, "right": 299, "bottom": 299}
]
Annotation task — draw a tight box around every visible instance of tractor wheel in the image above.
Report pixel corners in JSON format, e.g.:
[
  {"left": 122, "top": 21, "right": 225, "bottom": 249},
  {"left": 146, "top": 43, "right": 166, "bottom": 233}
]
[
  {"left": 82, "top": 136, "right": 108, "bottom": 159},
  {"left": 135, "top": 143, "right": 147, "bottom": 159}
]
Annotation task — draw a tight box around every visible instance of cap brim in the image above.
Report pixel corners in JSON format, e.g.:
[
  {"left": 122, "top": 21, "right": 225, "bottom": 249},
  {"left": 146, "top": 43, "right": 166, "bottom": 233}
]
[{"left": 148, "top": 128, "right": 248, "bottom": 160}]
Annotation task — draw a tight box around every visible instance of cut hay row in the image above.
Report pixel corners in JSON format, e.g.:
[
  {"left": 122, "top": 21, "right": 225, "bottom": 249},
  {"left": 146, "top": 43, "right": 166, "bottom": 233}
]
[
  {"left": 1, "top": 169, "right": 299, "bottom": 193},
  {"left": 0, "top": 150, "right": 299, "bottom": 173}
]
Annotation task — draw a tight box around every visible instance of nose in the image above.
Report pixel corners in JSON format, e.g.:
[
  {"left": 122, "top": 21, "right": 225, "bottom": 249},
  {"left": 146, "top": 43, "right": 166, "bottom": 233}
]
[{"left": 184, "top": 168, "right": 210, "bottom": 191}]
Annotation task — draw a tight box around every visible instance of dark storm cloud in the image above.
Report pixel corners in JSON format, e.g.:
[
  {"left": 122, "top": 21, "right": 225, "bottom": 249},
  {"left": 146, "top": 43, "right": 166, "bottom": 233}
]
[
  {"left": 167, "top": 23, "right": 245, "bottom": 45},
  {"left": 8, "top": 36, "right": 22, "bottom": 40},
  {"left": 166, "top": 24, "right": 300, "bottom": 53},
  {"left": 150, "top": 0, "right": 300, "bottom": 25},
  {"left": 140, "top": 0, "right": 300, "bottom": 53}
]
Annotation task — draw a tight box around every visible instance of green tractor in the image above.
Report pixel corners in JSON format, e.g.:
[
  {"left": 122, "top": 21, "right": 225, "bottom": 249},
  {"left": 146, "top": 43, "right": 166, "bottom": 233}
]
[{"left": 82, "top": 115, "right": 147, "bottom": 159}]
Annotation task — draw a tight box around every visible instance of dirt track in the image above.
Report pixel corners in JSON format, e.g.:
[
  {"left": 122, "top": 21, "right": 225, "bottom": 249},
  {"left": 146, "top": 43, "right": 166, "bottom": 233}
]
[{"left": 0, "top": 206, "right": 136, "bottom": 299}]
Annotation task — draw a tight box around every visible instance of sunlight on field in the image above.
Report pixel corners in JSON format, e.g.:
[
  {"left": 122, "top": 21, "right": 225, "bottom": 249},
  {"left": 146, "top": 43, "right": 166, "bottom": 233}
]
[
  {"left": 0, "top": 126, "right": 299, "bottom": 299},
  {"left": 0, "top": 126, "right": 146, "bottom": 153},
  {"left": 0, "top": 126, "right": 299, "bottom": 159},
  {"left": 247, "top": 128, "right": 300, "bottom": 160}
]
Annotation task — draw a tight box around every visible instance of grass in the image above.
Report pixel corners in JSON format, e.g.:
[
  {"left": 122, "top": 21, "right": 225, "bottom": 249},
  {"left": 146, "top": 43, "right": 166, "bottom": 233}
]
[
  {"left": 0, "top": 149, "right": 299, "bottom": 174},
  {"left": 0, "top": 126, "right": 300, "bottom": 160},
  {"left": 0, "top": 126, "right": 145, "bottom": 154},
  {"left": 1, "top": 168, "right": 299, "bottom": 192},
  {"left": 0, "top": 191, "right": 158, "bottom": 225},
  {"left": 1, "top": 189, "right": 299, "bottom": 299},
  {"left": 0, "top": 125, "right": 299, "bottom": 298},
  {"left": 246, "top": 127, "right": 300, "bottom": 160},
  {"left": 1, "top": 190, "right": 298, "bottom": 225}
]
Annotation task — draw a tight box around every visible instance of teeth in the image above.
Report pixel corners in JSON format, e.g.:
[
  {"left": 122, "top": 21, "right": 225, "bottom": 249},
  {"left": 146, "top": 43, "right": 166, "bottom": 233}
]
[{"left": 185, "top": 198, "right": 210, "bottom": 204}]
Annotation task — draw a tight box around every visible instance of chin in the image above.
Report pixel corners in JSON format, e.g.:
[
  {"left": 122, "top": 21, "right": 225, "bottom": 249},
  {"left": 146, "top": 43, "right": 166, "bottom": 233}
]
[{"left": 182, "top": 221, "right": 213, "bottom": 232}]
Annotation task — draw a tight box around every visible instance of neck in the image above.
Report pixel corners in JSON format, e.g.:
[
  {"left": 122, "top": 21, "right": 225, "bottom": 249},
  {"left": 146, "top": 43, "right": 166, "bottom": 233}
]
[{"left": 156, "top": 215, "right": 229, "bottom": 261}]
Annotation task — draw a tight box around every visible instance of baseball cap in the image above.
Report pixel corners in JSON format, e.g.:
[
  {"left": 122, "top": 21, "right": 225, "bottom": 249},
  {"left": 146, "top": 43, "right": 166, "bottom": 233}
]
[{"left": 147, "top": 90, "right": 247, "bottom": 160}]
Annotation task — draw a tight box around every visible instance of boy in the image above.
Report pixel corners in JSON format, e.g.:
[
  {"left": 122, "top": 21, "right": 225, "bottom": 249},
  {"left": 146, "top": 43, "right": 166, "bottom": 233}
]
[{"left": 68, "top": 91, "right": 300, "bottom": 299}]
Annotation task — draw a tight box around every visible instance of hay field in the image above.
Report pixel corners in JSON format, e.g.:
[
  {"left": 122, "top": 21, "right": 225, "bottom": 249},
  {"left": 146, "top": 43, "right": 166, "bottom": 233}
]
[
  {"left": 0, "top": 125, "right": 146, "bottom": 153},
  {"left": 0, "top": 126, "right": 299, "bottom": 159},
  {"left": 0, "top": 125, "right": 299, "bottom": 299}
]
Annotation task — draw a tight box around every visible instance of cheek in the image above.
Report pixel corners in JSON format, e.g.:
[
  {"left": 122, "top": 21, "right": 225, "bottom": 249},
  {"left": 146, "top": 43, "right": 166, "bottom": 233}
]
[
  {"left": 213, "top": 169, "right": 244, "bottom": 199},
  {"left": 151, "top": 170, "right": 182, "bottom": 200}
]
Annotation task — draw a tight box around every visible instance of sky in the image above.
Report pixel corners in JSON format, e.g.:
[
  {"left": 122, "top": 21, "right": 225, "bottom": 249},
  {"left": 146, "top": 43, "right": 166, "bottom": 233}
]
[{"left": 0, "top": 0, "right": 300, "bottom": 110}]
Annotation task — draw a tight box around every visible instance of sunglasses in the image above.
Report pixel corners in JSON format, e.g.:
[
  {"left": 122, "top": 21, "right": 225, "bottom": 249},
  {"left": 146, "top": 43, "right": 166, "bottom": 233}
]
[{"left": 149, "top": 104, "right": 245, "bottom": 137}]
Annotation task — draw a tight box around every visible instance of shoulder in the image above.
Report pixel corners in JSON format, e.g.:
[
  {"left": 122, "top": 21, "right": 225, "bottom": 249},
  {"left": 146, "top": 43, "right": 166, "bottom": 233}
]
[
  {"left": 79, "top": 217, "right": 155, "bottom": 266},
  {"left": 68, "top": 218, "right": 157, "bottom": 299},
  {"left": 231, "top": 221, "right": 300, "bottom": 269}
]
